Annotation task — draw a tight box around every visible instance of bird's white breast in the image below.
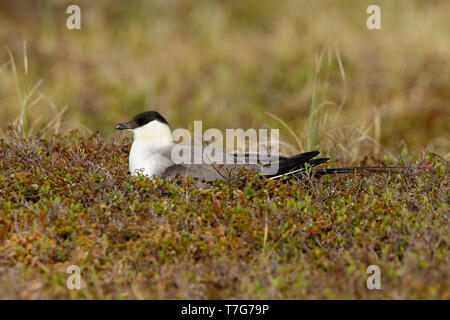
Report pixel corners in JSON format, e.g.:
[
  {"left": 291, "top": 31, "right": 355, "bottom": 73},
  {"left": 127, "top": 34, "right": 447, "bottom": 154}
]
[
  {"left": 129, "top": 121, "right": 174, "bottom": 177},
  {"left": 129, "top": 141, "right": 173, "bottom": 177}
]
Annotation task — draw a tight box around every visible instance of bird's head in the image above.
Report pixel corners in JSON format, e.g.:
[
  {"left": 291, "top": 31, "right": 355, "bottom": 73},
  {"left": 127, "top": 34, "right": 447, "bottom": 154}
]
[{"left": 115, "top": 111, "right": 172, "bottom": 145}]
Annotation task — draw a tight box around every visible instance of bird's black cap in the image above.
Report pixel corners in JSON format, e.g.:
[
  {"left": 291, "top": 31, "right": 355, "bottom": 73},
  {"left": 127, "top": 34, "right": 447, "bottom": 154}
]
[{"left": 115, "top": 111, "right": 169, "bottom": 130}]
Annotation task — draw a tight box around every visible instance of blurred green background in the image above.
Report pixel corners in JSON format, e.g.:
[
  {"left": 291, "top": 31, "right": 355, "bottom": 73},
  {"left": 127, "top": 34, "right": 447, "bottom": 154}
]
[{"left": 0, "top": 0, "right": 448, "bottom": 159}]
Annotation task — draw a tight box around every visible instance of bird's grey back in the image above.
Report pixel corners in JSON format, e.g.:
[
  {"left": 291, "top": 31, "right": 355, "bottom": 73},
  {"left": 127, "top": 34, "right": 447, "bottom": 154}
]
[{"left": 159, "top": 144, "right": 264, "bottom": 185}]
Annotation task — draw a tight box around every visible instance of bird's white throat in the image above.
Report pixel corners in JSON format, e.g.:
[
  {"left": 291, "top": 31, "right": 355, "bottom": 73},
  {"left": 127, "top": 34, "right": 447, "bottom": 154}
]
[
  {"left": 132, "top": 120, "right": 173, "bottom": 145},
  {"left": 129, "top": 121, "right": 173, "bottom": 177}
]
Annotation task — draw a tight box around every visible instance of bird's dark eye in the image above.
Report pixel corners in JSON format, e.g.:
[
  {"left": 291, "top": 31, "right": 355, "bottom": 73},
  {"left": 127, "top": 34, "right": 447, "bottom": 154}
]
[{"left": 137, "top": 117, "right": 150, "bottom": 126}]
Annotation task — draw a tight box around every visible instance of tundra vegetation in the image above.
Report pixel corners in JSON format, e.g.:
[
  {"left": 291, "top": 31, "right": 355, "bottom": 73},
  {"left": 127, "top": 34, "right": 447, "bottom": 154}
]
[{"left": 0, "top": 0, "right": 448, "bottom": 299}]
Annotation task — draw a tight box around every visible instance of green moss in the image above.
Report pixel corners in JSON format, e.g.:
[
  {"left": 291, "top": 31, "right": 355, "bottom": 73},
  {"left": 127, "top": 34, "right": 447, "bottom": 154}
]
[{"left": 0, "top": 132, "right": 448, "bottom": 299}]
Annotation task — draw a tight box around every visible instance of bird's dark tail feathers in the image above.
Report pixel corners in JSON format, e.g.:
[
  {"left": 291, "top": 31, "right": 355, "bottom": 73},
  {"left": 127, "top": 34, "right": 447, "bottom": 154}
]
[
  {"left": 267, "top": 151, "right": 414, "bottom": 180},
  {"left": 312, "top": 166, "right": 411, "bottom": 176}
]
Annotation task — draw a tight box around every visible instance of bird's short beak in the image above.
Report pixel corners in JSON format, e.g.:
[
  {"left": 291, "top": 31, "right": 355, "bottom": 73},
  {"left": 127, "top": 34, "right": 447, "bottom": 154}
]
[{"left": 115, "top": 122, "right": 132, "bottom": 130}]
